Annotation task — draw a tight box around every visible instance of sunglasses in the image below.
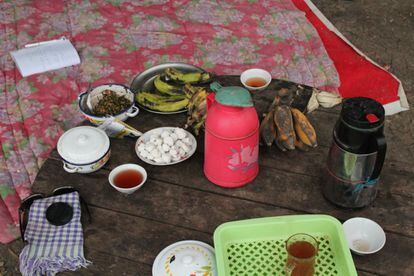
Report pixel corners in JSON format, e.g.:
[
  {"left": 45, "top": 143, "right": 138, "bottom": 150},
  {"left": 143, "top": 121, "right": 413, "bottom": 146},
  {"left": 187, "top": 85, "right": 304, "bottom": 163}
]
[{"left": 18, "top": 186, "right": 91, "bottom": 242}]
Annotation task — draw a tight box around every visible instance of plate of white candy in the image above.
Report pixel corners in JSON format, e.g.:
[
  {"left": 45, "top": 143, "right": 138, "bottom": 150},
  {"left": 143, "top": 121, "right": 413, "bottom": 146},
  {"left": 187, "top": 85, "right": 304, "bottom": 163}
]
[{"left": 135, "top": 127, "right": 197, "bottom": 166}]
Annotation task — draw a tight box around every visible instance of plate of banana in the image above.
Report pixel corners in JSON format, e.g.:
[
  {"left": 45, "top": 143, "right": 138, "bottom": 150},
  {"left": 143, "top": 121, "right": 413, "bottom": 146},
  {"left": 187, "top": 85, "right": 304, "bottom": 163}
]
[{"left": 131, "top": 62, "right": 214, "bottom": 114}]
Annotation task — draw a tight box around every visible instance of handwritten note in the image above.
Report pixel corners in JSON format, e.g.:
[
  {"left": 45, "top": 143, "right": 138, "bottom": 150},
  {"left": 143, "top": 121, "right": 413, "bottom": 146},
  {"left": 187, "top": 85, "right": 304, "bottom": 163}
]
[{"left": 10, "top": 38, "right": 80, "bottom": 77}]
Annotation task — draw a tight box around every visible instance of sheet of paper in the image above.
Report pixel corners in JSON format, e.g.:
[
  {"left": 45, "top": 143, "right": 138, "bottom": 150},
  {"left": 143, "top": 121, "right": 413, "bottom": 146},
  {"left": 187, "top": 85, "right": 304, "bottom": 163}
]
[{"left": 10, "top": 38, "right": 80, "bottom": 77}]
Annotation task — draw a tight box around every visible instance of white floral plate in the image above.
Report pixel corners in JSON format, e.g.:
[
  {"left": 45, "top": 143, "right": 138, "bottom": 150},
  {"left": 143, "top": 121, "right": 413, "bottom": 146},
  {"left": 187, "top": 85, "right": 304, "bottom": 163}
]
[{"left": 135, "top": 127, "right": 197, "bottom": 166}]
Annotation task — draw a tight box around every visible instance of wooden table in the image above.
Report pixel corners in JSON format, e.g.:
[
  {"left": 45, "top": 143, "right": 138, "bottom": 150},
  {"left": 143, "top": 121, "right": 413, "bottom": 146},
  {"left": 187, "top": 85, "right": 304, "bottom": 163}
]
[{"left": 4, "top": 76, "right": 414, "bottom": 275}]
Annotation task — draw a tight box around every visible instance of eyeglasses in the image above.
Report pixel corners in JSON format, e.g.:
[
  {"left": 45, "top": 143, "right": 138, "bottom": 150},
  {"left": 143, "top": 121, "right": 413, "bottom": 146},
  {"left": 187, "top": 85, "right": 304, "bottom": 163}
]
[{"left": 18, "top": 186, "right": 91, "bottom": 242}]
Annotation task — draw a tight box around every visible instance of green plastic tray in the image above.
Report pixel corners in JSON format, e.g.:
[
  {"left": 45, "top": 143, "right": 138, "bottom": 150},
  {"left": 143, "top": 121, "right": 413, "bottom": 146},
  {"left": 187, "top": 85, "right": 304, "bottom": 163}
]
[{"left": 213, "top": 215, "right": 357, "bottom": 276}]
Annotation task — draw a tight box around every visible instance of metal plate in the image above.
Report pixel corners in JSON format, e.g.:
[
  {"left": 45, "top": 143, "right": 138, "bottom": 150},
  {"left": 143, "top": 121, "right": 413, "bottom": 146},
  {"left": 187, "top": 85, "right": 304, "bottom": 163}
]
[{"left": 130, "top": 62, "right": 204, "bottom": 115}]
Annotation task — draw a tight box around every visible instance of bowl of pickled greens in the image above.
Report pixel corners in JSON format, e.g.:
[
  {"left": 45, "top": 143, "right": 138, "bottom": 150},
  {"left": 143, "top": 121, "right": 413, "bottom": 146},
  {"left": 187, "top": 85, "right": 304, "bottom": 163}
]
[{"left": 78, "top": 83, "right": 139, "bottom": 125}]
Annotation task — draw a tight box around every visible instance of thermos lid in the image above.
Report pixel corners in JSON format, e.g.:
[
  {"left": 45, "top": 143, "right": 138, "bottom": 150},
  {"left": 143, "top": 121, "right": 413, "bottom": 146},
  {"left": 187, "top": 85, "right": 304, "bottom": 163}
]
[
  {"left": 341, "top": 97, "right": 384, "bottom": 129},
  {"left": 210, "top": 82, "right": 253, "bottom": 107}
]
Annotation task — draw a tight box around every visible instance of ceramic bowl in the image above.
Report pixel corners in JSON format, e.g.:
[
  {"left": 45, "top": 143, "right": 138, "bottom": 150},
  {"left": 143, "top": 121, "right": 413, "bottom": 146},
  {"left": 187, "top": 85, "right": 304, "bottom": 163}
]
[
  {"left": 240, "top": 68, "right": 272, "bottom": 91},
  {"left": 78, "top": 83, "right": 139, "bottom": 125},
  {"left": 108, "top": 164, "right": 147, "bottom": 194},
  {"left": 343, "top": 217, "right": 386, "bottom": 255},
  {"left": 57, "top": 126, "right": 111, "bottom": 174}
]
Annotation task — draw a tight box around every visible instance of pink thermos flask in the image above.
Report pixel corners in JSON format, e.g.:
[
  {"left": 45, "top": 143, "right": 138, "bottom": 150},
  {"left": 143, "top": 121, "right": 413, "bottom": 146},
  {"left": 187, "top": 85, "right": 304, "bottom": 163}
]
[{"left": 204, "top": 82, "right": 259, "bottom": 188}]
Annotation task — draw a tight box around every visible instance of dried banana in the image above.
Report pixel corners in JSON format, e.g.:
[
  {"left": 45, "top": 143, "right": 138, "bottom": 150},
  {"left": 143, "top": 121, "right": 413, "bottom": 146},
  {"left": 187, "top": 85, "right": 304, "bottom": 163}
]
[
  {"left": 273, "top": 105, "right": 296, "bottom": 150},
  {"left": 259, "top": 110, "right": 275, "bottom": 146},
  {"left": 290, "top": 108, "right": 317, "bottom": 148}
]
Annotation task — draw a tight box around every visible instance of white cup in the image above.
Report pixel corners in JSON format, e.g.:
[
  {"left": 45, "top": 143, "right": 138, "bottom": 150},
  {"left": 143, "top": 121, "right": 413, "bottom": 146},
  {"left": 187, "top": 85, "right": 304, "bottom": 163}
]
[
  {"left": 343, "top": 217, "right": 386, "bottom": 255},
  {"left": 240, "top": 68, "right": 272, "bottom": 91},
  {"left": 108, "top": 164, "right": 147, "bottom": 194}
]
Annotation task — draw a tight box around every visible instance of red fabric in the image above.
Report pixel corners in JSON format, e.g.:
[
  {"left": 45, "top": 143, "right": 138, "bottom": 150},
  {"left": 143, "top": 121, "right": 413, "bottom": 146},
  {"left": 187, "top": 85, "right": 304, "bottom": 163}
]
[{"left": 292, "top": 0, "right": 400, "bottom": 105}]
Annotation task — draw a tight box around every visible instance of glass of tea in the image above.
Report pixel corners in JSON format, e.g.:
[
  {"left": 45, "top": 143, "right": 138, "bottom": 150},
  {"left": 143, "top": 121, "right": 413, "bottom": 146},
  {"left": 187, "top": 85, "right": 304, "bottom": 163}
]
[
  {"left": 285, "top": 233, "right": 318, "bottom": 276},
  {"left": 108, "top": 164, "right": 147, "bottom": 194},
  {"left": 240, "top": 68, "right": 272, "bottom": 91}
]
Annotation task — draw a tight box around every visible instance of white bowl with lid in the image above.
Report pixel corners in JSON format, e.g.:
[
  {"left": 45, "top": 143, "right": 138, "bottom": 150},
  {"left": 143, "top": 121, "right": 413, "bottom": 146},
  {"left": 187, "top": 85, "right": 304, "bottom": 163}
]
[
  {"left": 57, "top": 126, "right": 110, "bottom": 173},
  {"left": 152, "top": 240, "right": 217, "bottom": 276}
]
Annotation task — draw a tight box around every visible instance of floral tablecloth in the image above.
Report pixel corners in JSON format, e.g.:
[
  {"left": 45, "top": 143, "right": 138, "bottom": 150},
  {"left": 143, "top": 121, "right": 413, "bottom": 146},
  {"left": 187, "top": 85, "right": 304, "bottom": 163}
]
[{"left": 0, "top": 0, "right": 339, "bottom": 243}]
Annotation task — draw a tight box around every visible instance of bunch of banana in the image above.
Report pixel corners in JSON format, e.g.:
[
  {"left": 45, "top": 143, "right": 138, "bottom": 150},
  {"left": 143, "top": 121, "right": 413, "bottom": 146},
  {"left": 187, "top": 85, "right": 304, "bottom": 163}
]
[
  {"left": 184, "top": 84, "right": 208, "bottom": 135},
  {"left": 165, "top": 68, "right": 213, "bottom": 84},
  {"left": 136, "top": 67, "right": 213, "bottom": 112},
  {"left": 260, "top": 94, "right": 317, "bottom": 151}
]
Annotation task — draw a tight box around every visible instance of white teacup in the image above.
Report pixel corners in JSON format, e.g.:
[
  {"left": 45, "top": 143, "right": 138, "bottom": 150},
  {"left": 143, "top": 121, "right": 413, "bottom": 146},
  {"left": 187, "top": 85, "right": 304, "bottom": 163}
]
[
  {"left": 108, "top": 164, "right": 147, "bottom": 194},
  {"left": 240, "top": 68, "right": 272, "bottom": 91}
]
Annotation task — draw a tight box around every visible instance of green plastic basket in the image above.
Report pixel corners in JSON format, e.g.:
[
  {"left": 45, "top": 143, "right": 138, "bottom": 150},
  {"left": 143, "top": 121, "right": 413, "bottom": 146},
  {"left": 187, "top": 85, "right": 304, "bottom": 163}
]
[{"left": 213, "top": 215, "right": 357, "bottom": 276}]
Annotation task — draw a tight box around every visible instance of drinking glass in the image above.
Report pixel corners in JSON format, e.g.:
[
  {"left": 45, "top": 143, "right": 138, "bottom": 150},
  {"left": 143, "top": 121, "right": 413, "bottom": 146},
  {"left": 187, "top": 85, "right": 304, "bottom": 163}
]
[{"left": 285, "top": 233, "right": 318, "bottom": 276}]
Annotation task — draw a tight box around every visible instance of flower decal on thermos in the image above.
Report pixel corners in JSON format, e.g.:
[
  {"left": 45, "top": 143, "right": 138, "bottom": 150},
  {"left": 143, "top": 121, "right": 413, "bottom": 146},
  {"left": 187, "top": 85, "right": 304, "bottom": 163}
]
[{"left": 228, "top": 145, "right": 259, "bottom": 171}]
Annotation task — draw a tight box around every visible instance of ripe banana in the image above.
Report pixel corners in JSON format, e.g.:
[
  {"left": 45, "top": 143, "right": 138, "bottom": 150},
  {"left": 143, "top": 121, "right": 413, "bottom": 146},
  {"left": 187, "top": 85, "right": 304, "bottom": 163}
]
[
  {"left": 184, "top": 85, "right": 208, "bottom": 135},
  {"left": 136, "top": 91, "right": 185, "bottom": 103},
  {"left": 273, "top": 105, "right": 296, "bottom": 150},
  {"left": 140, "top": 98, "right": 189, "bottom": 112},
  {"left": 136, "top": 92, "right": 188, "bottom": 112},
  {"left": 153, "top": 75, "right": 183, "bottom": 96},
  {"left": 165, "top": 67, "right": 213, "bottom": 84},
  {"left": 290, "top": 108, "right": 317, "bottom": 148},
  {"left": 183, "top": 84, "right": 205, "bottom": 99}
]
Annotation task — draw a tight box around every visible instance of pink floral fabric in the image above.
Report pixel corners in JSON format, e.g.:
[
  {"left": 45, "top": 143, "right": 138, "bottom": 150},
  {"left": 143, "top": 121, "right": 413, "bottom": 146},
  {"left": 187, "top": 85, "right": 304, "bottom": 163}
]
[{"left": 0, "top": 0, "right": 339, "bottom": 243}]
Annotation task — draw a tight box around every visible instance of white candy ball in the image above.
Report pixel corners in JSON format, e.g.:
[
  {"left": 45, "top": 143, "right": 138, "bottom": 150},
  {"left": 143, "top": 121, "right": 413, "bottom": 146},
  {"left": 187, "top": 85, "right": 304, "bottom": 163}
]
[
  {"left": 181, "top": 144, "right": 190, "bottom": 153},
  {"left": 154, "top": 157, "right": 163, "bottom": 163},
  {"left": 140, "top": 150, "right": 149, "bottom": 158},
  {"left": 137, "top": 143, "right": 146, "bottom": 152},
  {"left": 178, "top": 148, "right": 186, "bottom": 157},
  {"left": 161, "top": 130, "right": 171, "bottom": 139},
  {"left": 150, "top": 149, "right": 161, "bottom": 158},
  {"left": 172, "top": 154, "right": 181, "bottom": 161},
  {"left": 175, "top": 128, "right": 187, "bottom": 139},
  {"left": 163, "top": 136, "right": 174, "bottom": 146},
  {"left": 175, "top": 140, "right": 184, "bottom": 148},
  {"left": 162, "top": 143, "right": 170, "bottom": 152},
  {"left": 145, "top": 143, "right": 155, "bottom": 152},
  {"left": 169, "top": 147, "right": 178, "bottom": 156},
  {"left": 154, "top": 138, "right": 163, "bottom": 146},
  {"left": 150, "top": 135, "right": 158, "bottom": 144},
  {"left": 170, "top": 133, "right": 178, "bottom": 141},
  {"left": 182, "top": 137, "right": 192, "bottom": 145},
  {"left": 161, "top": 153, "right": 172, "bottom": 163}
]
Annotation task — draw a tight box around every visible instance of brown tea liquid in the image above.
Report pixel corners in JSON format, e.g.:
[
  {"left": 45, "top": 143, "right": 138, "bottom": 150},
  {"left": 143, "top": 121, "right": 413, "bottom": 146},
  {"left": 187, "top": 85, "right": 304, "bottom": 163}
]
[
  {"left": 286, "top": 241, "right": 317, "bottom": 276},
  {"left": 114, "top": 169, "right": 143, "bottom": 188},
  {"left": 246, "top": 77, "right": 267, "bottom": 87}
]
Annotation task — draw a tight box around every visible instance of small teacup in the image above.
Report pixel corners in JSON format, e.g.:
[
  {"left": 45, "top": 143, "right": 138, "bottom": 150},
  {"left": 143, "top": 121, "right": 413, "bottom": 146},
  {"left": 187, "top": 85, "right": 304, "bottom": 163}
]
[
  {"left": 240, "top": 68, "right": 272, "bottom": 91},
  {"left": 108, "top": 164, "right": 147, "bottom": 194}
]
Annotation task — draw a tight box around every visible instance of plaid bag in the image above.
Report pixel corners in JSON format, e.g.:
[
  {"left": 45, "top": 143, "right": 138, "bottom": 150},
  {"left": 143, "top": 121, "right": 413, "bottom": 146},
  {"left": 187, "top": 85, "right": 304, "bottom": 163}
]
[{"left": 19, "top": 192, "right": 90, "bottom": 276}]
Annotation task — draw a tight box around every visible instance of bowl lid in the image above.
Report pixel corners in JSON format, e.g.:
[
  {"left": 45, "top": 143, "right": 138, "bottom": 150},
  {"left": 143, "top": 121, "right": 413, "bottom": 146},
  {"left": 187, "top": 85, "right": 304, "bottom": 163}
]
[
  {"left": 57, "top": 126, "right": 110, "bottom": 164},
  {"left": 152, "top": 240, "right": 217, "bottom": 276}
]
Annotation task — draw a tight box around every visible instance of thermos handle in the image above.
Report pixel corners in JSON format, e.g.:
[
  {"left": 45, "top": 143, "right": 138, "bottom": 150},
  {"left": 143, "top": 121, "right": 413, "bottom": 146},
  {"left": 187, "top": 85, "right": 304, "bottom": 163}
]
[
  {"left": 370, "top": 132, "right": 386, "bottom": 180},
  {"left": 206, "top": 93, "right": 216, "bottom": 111}
]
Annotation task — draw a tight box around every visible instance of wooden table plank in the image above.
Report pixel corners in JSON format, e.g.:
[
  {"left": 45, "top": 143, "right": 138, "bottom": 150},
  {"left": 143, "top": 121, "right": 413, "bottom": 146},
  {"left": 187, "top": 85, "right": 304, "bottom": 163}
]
[{"left": 31, "top": 158, "right": 414, "bottom": 275}]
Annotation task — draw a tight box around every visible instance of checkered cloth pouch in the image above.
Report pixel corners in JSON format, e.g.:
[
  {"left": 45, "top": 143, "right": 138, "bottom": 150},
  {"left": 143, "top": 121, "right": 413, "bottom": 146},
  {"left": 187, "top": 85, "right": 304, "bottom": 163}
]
[{"left": 19, "top": 192, "right": 90, "bottom": 276}]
